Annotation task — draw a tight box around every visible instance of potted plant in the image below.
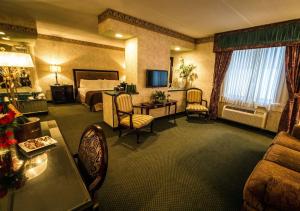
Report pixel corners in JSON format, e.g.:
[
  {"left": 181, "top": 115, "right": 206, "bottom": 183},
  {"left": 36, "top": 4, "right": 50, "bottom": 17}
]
[
  {"left": 175, "top": 58, "right": 197, "bottom": 89},
  {"left": 151, "top": 91, "right": 167, "bottom": 104}
]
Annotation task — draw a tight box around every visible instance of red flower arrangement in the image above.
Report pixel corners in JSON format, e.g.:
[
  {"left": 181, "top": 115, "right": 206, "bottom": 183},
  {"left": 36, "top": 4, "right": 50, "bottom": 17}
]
[{"left": 0, "top": 104, "right": 18, "bottom": 149}]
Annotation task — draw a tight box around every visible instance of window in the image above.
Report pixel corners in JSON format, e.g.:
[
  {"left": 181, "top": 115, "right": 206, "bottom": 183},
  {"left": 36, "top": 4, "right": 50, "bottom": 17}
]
[{"left": 222, "top": 46, "right": 286, "bottom": 107}]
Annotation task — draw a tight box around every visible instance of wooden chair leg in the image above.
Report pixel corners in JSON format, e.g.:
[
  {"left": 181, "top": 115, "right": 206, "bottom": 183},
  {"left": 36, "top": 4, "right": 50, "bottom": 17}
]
[{"left": 186, "top": 110, "right": 189, "bottom": 120}]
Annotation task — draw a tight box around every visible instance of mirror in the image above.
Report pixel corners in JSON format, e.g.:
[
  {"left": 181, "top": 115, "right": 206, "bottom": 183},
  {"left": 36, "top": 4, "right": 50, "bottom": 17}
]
[{"left": 0, "top": 2, "right": 38, "bottom": 94}]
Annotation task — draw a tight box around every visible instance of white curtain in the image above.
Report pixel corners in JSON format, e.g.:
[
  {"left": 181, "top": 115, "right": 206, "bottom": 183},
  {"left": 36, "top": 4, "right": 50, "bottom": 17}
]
[{"left": 222, "top": 46, "right": 286, "bottom": 108}]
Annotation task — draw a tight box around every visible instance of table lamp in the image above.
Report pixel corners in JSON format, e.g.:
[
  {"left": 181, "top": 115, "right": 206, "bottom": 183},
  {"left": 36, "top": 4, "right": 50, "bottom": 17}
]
[{"left": 50, "top": 65, "right": 61, "bottom": 85}]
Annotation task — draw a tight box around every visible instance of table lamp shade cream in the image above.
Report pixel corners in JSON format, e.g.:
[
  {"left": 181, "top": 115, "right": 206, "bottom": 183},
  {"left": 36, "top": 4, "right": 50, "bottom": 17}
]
[
  {"left": 0, "top": 51, "right": 34, "bottom": 67},
  {"left": 50, "top": 65, "right": 61, "bottom": 73}
]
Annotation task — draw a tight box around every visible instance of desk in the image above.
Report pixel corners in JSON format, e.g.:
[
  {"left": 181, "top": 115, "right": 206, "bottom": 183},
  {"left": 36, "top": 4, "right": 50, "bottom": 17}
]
[
  {"left": 138, "top": 100, "right": 177, "bottom": 122},
  {"left": 0, "top": 120, "right": 92, "bottom": 211}
]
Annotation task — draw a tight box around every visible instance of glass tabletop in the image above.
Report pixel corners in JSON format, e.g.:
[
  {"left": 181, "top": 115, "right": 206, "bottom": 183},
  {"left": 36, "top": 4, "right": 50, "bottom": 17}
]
[{"left": 0, "top": 120, "right": 91, "bottom": 211}]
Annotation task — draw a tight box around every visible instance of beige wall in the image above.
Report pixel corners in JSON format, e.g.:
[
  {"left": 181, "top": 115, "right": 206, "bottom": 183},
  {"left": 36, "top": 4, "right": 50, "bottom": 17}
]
[
  {"left": 125, "top": 38, "right": 138, "bottom": 85},
  {"left": 172, "top": 42, "right": 215, "bottom": 104},
  {"left": 99, "top": 18, "right": 195, "bottom": 103},
  {"left": 34, "top": 38, "right": 125, "bottom": 99}
]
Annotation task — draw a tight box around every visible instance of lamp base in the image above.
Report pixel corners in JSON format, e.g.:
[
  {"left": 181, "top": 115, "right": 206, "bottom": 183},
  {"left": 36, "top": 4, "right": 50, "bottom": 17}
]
[{"left": 53, "top": 83, "right": 60, "bottom": 86}]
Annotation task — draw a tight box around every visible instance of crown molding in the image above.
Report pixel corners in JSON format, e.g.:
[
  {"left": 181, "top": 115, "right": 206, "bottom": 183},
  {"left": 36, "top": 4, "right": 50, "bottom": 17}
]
[
  {"left": 98, "top": 8, "right": 195, "bottom": 43},
  {"left": 195, "top": 36, "right": 214, "bottom": 44},
  {"left": 37, "top": 34, "right": 124, "bottom": 51},
  {"left": 0, "top": 22, "right": 37, "bottom": 36}
]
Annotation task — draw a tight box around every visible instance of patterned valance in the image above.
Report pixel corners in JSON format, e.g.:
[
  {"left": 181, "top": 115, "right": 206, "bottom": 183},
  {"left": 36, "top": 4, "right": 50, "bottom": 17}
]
[{"left": 214, "top": 19, "right": 300, "bottom": 52}]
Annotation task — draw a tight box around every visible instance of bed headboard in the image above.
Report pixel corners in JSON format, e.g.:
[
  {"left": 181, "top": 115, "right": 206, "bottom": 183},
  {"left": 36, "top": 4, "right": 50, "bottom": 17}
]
[{"left": 73, "top": 69, "right": 119, "bottom": 96}]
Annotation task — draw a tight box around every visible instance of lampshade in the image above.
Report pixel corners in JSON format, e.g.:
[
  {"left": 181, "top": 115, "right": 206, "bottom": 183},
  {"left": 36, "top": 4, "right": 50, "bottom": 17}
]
[
  {"left": 49, "top": 65, "right": 61, "bottom": 73},
  {"left": 0, "top": 51, "right": 34, "bottom": 67}
]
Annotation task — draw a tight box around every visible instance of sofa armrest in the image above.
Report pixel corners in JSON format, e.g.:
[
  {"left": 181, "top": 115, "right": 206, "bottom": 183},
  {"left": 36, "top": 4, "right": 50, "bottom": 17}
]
[
  {"left": 265, "top": 176, "right": 300, "bottom": 210},
  {"left": 292, "top": 124, "right": 300, "bottom": 140}
]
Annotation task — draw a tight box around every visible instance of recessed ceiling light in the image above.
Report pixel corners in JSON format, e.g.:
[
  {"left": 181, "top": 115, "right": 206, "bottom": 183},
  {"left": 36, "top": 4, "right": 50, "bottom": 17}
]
[
  {"left": 175, "top": 47, "right": 181, "bottom": 51},
  {"left": 0, "top": 32, "right": 5, "bottom": 35},
  {"left": 115, "top": 33, "right": 123, "bottom": 38},
  {"left": 2, "top": 37, "right": 10, "bottom": 40}
]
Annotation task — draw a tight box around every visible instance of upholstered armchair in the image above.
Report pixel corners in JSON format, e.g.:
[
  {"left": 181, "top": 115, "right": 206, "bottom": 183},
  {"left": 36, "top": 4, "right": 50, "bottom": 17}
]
[
  {"left": 73, "top": 124, "right": 108, "bottom": 210},
  {"left": 186, "top": 88, "right": 209, "bottom": 119},
  {"left": 115, "top": 93, "right": 154, "bottom": 143}
]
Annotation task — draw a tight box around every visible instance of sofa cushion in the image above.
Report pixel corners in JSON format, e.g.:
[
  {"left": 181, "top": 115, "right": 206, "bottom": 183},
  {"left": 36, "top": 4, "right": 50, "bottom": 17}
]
[
  {"left": 265, "top": 176, "right": 300, "bottom": 210},
  {"left": 243, "top": 160, "right": 300, "bottom": 211},
  {"left": 272, "top": 131, "right": 300, "bottom": 152},
  {"left": 264, "top": 144, "right": 300, "bottom": 173}
]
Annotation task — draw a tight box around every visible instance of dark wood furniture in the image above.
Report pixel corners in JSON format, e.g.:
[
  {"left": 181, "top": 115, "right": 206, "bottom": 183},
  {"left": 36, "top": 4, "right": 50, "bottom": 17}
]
[
  {"left": 0, "top": 100, "right": 48, "bottom": 115},
  {"left": 139, "top": 100, "right": 177, "bottom": 122},
  {"left": 0, "top": 91, "right": 48, "bottom": 115},
  {"left": 73, "top": 69, "right": 119, "bottom": 100},
  {"left": 51, "top": 85, "right": 74, "bottom": 103},
  {"left": 17, "top": 99, "right": 48, "bottom": 114},
  {"left": 0, "top": 120, "right": 92, "bottom": 211},
  {"left": 186, "top": 88, "right": 209, "bottom": 119},
  {"left": 114, "top": 93, "right": 154, "bottom": 143},
  {"left": 73, "top": 124, "right": 108, "bottom": 210}
]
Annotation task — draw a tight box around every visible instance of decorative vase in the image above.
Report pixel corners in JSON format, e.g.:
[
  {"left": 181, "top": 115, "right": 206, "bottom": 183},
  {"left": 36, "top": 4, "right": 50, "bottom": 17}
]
[{"left": 179, "top": 78, "right": 187, "bottom": 89}]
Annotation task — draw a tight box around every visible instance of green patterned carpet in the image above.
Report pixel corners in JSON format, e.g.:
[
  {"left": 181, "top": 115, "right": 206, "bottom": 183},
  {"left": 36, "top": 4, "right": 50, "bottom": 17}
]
[{"left": 39, "top": 103, "right": 274, "bottom": 211}]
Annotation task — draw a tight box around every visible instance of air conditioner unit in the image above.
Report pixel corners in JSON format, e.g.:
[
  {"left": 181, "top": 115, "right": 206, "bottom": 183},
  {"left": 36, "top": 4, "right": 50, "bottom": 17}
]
[{"left": 222, "top": 105, "right": 268, "bottom": 129}]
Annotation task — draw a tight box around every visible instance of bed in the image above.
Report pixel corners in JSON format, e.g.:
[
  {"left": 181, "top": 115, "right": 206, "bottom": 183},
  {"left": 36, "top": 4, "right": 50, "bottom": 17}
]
[{"left": 73, "top": 69, "right": 120, "bottom": 111}]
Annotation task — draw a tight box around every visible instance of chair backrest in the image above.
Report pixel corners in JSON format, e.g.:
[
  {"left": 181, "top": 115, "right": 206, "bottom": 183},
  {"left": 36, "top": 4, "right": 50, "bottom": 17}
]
[
  {"left": 186, "top": 88, "right": 203, "bottom": 103},
  {"left": 115, "top": 93, "right": 133, "bottom": 113},
  {"left": 77, "top": 124, "right": 108, "bottom": 197}
]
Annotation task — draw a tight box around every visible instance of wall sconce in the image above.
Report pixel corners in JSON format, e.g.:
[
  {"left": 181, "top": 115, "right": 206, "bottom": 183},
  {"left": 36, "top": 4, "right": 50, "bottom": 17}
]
[{"left": 49, "top": 65, "right": 61, "bottom": 85}]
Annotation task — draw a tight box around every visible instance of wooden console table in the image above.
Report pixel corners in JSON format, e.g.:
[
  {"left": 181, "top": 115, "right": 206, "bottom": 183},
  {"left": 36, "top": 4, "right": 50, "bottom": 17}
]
[{"left": 138, "top": 100, "right": 177, "bottom": 122}]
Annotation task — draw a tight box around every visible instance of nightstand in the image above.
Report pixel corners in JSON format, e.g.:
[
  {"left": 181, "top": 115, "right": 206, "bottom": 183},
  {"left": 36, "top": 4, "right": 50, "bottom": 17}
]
[{"left": 51, "top": 85, "right": 74, "bottom": 103}]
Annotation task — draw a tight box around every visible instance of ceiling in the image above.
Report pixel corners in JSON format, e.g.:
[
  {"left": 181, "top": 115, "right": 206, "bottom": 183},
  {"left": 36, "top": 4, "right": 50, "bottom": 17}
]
[{"left": 1, "top": 0, "right": 300, "bottom": 43}]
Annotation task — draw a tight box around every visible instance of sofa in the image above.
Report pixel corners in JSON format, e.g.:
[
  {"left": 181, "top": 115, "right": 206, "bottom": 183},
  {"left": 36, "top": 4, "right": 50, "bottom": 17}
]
[{"left": 243, "top": 124, "right": 300, "bottom": 211}]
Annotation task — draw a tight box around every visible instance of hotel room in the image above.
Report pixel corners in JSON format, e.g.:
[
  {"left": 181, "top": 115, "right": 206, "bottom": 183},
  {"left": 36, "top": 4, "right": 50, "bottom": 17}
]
[{"left": 0, "top": 0, "right": 300, "bottom": 210}]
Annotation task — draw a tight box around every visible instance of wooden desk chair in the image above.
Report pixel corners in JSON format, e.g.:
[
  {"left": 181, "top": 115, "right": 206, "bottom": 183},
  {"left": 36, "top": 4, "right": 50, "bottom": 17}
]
[
  {"left": 115, "top": 93, "right": 154, "bottom": 143},
  {"left": 186, "top": 88, "right": 209, "bottom": 119},
  {"left": 73, "top": 124, "right": 108, "bottom": 210}
]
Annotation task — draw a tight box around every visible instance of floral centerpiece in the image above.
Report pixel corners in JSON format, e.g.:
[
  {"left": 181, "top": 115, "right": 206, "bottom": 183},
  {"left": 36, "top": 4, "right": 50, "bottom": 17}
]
[
  {"left": 0, "top": 104, "right": 25, "bottom": 198},
  {"left": 151, "top": 91, "right": 168, "bottom": 104}
]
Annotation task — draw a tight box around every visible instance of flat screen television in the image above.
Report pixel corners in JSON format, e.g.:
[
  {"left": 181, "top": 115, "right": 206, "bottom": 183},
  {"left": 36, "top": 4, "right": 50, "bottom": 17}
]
[{"left": 146, "top": 70, "right": 168, "bottom": 88}]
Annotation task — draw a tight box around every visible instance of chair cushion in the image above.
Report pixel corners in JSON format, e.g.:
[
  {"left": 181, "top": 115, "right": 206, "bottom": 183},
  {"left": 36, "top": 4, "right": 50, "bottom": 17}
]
[
  {"left": 186, "top": 103, "right": 208, "bottom": 112},
  {"left": 187, "top": 89, "right": 202, "bottom": 103},
  {"left": 120, "top": 114, "right": 154, "bottom": 129},
  {"left": 116, "top": 94, "right": 132, "bottom": 113}
]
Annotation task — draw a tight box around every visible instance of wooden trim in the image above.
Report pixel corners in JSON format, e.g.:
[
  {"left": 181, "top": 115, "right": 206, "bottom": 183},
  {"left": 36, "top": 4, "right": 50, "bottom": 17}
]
[
  {"left": 98, "top": 8, "right": 195, "bottom": 43},
  {"left": 37, "top": 34, "right": 124, "bottom": 51},
  {"left": 195, "top": 36, "right": 214, "bottom": 44},
  {"left": 0, "top": 22, "right": 37, "bottom": 36}
]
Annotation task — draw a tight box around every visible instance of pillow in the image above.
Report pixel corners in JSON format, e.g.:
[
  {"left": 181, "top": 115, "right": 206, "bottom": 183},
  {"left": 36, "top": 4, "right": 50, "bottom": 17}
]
[
  {"left": 80, "top": 79, "right": 102, "bottom": 89},
  {"left": 80, "top": 79, "right": 119, "bottom": 89},
  {"left": 80, "top": 79, "right": 90, "bottom": 88}
]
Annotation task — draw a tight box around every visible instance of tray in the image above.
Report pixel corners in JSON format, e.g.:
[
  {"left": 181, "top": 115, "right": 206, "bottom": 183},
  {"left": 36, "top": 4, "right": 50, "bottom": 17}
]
[{"left": 18, "top": 136, "right": 57, "bottom": 153}]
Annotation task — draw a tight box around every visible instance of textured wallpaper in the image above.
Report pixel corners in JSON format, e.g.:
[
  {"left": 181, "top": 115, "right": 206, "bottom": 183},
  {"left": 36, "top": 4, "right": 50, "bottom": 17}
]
[{"left": 34, "top": 38, "right": 125, "bottom": 99}]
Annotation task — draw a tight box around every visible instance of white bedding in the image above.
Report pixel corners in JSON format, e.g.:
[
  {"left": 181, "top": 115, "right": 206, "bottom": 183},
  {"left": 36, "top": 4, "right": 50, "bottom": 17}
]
[{"left": 78, "top": 79, "right": 119, "bottom": 102}]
